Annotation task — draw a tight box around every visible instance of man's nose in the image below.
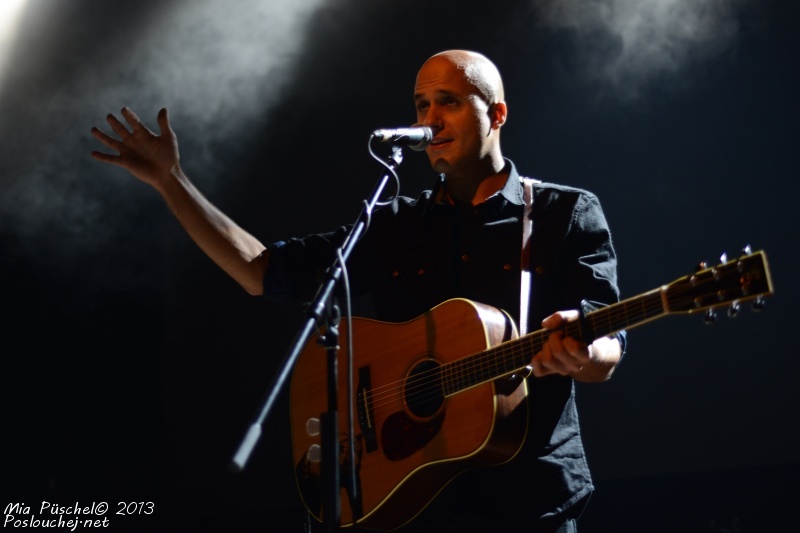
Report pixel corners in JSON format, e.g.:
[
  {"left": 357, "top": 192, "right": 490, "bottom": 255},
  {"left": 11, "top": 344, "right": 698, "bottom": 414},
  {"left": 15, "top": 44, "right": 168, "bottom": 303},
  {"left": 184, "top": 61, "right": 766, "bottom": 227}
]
[{"left": 421, "top": 106, "right": 443, "bottom": 132}]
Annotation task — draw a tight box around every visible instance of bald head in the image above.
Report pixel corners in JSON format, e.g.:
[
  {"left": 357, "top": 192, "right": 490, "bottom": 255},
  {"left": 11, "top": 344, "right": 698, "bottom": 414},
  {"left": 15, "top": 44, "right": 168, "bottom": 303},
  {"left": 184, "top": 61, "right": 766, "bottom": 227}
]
[
  {"left": 423, "top": 50, "right": 505, "bottom": 105},
  {"left": 413, "top": 50, "right": 508, "bottom": 190}
]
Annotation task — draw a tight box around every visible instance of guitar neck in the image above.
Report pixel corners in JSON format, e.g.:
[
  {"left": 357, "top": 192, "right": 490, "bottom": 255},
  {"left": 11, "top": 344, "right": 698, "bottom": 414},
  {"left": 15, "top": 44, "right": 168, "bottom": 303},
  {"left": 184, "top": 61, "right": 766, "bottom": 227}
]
[
  {"left": 441, "top": 290, "right": 663, "bottom": 396},
  {"left": 443, "top": 250, "right": 773, "bottom": 397}
]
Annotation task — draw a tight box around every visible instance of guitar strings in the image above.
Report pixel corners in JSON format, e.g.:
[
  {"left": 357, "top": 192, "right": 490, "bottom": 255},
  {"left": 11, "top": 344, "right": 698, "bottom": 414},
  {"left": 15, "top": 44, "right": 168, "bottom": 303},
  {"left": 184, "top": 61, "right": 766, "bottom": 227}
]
[
  {"left": 359, "top": 270, "right": 748, "bottom": 419},
  {"left": 363, "top": 293, "right": 664, "bottom": 417}
]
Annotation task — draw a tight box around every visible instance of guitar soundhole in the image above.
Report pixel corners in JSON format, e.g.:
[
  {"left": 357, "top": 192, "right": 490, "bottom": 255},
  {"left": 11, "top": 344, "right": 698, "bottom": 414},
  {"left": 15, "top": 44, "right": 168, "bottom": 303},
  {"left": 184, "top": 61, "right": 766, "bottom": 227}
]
[{"left": 405, "top": 359, "right": 444, "bottom": 418}]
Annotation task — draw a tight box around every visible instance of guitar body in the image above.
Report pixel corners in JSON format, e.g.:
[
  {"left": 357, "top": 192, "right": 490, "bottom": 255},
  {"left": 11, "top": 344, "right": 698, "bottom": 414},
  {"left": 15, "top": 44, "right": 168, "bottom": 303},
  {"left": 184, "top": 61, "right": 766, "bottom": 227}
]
[{"left": 290, "top": 298, "right": 529, "bottom": 530}]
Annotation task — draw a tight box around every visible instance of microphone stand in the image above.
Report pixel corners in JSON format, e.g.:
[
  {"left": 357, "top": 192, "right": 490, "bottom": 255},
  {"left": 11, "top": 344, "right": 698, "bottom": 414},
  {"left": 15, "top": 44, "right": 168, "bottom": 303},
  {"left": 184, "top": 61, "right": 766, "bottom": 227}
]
[{"left": 231, "top": 143, "right": 406, "bottom": 531}]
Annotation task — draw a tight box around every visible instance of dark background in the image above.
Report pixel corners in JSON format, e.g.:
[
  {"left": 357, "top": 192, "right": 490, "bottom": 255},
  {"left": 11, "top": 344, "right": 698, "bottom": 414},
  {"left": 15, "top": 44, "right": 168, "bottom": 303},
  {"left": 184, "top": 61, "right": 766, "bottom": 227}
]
[{"left": 1, "top": 0, "right": 797, "bottom": 531}]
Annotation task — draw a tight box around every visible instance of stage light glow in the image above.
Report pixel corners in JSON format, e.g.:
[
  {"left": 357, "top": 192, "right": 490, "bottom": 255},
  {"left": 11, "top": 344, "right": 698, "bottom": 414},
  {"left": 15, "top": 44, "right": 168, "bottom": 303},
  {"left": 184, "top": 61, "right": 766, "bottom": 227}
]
[
  {"left": 0, "top": 0, "right": 28, "bottom": 79},
  {"left": 0, "top": 0, "right": 327, "bottom": 258},
  {"left": 531, "top": 0, "right": 745, "bottom": 100}
]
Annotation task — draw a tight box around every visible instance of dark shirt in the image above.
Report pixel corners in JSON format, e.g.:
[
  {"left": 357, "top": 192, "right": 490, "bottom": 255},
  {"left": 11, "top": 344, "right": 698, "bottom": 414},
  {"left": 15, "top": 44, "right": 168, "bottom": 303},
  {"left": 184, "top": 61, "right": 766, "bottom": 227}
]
[{"left": 264, "top": 160, "right": 624, "bottom": 529}]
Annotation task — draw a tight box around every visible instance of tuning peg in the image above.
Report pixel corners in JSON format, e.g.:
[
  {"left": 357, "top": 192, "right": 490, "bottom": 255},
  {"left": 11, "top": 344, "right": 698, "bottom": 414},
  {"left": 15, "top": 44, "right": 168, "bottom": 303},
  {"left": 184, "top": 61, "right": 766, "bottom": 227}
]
[
  {"left": 742, "top": 244, "right": 752, "bottom": 256},
  {"left": 751, "top": 295, "right": 766, "bottom": 312},
  {"left": 704, "top": 309, "right": 717, "bottom": 325},
  {"left": 720, "top": 252, "right": 728, "bottom": 264},
  {"left": 695, "top": 261, "right": 708, "bottom": 272},
  {"left": 727, "top": 302, "right": 740, "bottom": 318}
]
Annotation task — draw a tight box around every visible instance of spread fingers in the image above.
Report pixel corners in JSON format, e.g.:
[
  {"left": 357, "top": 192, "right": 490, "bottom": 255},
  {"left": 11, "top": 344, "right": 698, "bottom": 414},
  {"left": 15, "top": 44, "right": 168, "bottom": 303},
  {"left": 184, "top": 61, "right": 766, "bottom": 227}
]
[{"left": 105, "top": 113, "right": 131, "bottom": 139}]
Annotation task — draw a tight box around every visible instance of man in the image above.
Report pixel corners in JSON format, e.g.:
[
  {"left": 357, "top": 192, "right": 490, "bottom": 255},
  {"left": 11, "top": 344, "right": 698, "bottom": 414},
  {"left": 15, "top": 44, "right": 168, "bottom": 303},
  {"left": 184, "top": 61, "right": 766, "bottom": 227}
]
[{"left": 92, "top": 50, "right": 624, "bottom": 532}]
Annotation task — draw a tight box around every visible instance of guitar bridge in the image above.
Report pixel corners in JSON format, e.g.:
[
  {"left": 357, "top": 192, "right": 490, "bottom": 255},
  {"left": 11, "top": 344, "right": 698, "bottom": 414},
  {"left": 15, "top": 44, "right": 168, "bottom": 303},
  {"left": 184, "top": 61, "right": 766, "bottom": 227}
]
[{"left": 357, "top": 366, "right": 378, "bottom": 453}]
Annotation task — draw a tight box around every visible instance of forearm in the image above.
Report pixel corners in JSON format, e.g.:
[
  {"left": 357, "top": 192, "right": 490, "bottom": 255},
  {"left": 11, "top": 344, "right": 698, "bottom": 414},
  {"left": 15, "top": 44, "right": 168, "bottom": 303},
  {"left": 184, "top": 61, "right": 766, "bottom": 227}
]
[
  {"left": 91, "top": 107, "right": 269, "bottom": 294},
  {"left": 158, "top": 167, "right": 268, "bottom": 295}
]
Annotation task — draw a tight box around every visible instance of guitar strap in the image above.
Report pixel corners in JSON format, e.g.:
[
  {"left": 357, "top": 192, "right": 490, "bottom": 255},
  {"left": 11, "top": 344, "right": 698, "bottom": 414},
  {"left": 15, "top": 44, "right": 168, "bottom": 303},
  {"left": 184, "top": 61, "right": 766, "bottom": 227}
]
[{"left": 520, "top": 177, "right": 539, "bottom": 336}]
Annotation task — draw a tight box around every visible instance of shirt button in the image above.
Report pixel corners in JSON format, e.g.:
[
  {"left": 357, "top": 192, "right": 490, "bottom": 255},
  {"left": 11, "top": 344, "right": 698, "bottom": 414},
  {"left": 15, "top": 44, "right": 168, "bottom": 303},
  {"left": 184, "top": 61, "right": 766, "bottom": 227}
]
[
  {"left": 417, "top": 268, "right": 425, "bottom": 275},
  {"left": 392, "top": 270, "right": 400, "bottom": 278},
  {"left": 503, "top": 264, "right": 512, "bottom": 271},
  {"left": 461, "top": 254, "right": 470, "bottom": 263}
]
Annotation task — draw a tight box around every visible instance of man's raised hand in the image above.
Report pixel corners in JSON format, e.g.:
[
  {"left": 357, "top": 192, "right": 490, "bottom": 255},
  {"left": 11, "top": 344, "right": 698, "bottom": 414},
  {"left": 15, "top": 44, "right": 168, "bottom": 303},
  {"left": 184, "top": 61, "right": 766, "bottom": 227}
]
[{"left": 91, "top": 107, "right": 180, "bottom": 191}]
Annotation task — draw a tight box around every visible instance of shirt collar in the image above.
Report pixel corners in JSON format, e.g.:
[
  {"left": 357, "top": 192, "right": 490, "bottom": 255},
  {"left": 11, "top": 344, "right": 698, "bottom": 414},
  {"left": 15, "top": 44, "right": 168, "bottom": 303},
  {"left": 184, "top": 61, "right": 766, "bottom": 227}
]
[
  {"left": 428, "top": 158, "right": 523, "bottom": 209},
  {"left": 496, "top": 159, "right": 523, "bottom": 206}
]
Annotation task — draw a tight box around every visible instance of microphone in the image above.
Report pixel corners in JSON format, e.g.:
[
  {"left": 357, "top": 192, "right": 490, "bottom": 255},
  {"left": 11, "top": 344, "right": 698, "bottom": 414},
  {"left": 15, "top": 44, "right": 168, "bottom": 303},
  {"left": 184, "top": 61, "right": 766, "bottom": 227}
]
[{"left": 371, "top": 126, "right": 433, "bottom": 151}]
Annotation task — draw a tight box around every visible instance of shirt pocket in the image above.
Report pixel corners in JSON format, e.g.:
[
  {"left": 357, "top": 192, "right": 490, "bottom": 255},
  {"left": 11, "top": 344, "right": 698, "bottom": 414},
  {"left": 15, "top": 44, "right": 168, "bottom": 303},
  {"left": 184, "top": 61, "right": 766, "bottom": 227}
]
[{"left": 375, "top": 251, "right": 450, "bottom": 321}]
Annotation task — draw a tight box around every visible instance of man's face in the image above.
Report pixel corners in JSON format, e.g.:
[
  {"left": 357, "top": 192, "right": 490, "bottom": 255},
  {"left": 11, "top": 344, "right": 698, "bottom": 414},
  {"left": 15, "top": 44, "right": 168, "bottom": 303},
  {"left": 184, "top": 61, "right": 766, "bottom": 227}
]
[{"left": 414, "top": 57, "right": 495, "bottom": 178}]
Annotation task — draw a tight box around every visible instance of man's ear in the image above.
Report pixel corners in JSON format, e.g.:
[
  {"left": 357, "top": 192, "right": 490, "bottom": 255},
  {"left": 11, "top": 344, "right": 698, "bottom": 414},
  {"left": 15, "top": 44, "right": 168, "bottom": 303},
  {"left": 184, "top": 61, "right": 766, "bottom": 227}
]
[{"left": 489, "top": 101, "right": 507, "bottom": 129}]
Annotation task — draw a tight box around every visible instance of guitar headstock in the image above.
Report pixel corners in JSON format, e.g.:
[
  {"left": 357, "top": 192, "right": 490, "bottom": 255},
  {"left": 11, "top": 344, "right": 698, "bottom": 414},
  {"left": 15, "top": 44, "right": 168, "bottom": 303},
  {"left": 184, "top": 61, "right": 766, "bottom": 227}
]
[{"left": 663, "top": 249, "right": 773, "bottom": 317}]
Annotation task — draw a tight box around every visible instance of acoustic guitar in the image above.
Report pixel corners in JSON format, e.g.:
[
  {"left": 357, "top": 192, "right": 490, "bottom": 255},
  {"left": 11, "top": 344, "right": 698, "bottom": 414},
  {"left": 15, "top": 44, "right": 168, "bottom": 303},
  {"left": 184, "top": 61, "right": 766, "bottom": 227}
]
[{"left": 289, "top": 249, "right": 773, "bottom": 530}]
